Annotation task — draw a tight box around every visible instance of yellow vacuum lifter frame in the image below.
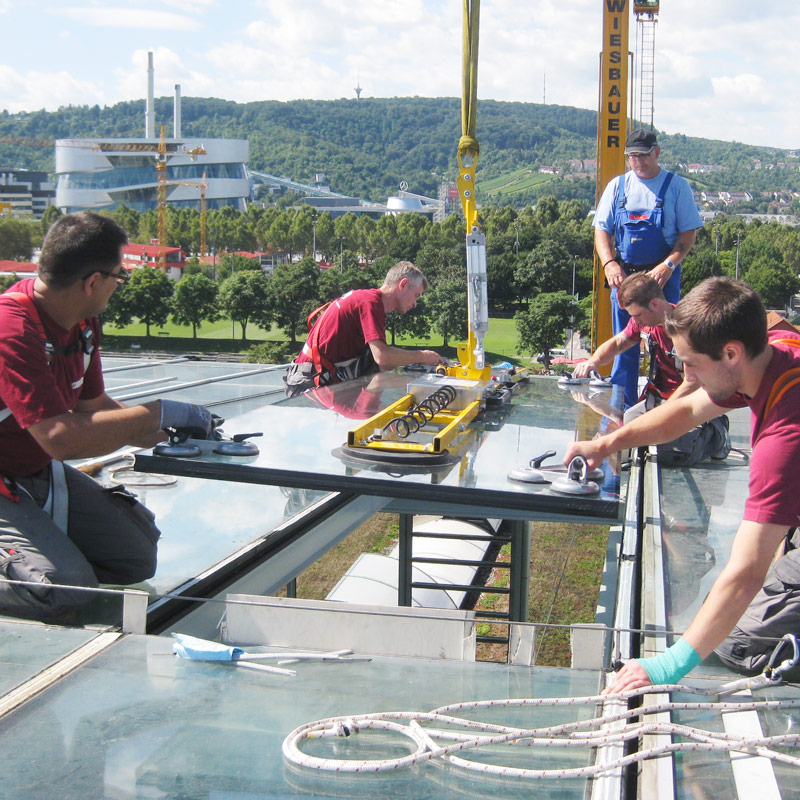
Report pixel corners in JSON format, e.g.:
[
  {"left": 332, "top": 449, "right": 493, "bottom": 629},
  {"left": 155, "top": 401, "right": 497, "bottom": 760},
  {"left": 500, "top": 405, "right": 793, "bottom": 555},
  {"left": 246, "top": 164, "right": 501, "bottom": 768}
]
[{"left": 347, "top": 394, "right": 483, "bottom": 456}]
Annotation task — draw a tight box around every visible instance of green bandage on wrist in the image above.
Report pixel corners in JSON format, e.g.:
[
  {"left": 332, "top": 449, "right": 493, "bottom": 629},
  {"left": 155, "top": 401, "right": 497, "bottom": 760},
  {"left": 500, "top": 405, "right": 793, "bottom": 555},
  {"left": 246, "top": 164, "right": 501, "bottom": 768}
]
[{"left": 639, "top": 638, "right": 702, "bottom": 685}]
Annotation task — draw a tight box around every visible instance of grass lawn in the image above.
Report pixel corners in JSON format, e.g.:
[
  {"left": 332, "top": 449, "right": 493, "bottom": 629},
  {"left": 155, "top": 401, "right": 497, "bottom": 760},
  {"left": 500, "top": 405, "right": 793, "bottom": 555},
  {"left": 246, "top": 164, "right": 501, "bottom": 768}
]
[
  {"left": 104, "top": 315, "right": 530, "bottom": 362},
  {"left": 286, "top": 515, "right": 608, "bottom": 667}
]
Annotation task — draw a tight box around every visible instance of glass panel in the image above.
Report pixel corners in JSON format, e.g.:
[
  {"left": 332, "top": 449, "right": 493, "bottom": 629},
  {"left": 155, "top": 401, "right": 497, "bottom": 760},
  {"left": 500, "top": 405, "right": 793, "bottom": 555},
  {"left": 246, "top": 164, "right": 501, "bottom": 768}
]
[
  {"left": 0, "top": 621, "right": 98, "bottom": 694},
  {"left": 0, "top": 632, "right": 602, "bottom": 800},
  {"left": 137, "top": 372, "right": 626, "bottom": 522}
]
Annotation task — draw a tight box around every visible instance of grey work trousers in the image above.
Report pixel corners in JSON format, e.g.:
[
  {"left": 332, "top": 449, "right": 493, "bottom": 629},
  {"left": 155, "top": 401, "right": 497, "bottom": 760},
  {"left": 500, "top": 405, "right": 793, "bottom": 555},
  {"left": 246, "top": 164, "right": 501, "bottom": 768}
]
[{"left": 0, "top": 463, "right": 160, "bottom": 619}]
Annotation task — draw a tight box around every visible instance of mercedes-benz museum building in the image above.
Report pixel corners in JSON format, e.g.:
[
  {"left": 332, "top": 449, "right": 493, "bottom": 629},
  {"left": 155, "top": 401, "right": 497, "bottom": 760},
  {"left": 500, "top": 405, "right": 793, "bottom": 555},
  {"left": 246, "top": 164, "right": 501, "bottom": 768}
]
[{"left": 54, "top": 136, "right": 250, "bottom": 214}]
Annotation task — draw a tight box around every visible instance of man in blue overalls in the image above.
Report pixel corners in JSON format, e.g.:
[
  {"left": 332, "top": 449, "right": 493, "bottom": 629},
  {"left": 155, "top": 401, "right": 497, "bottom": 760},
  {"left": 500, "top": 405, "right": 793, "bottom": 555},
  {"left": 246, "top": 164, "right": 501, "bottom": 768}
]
[{"left": 594, "top": 129, "right": 703, "bottom": 408}]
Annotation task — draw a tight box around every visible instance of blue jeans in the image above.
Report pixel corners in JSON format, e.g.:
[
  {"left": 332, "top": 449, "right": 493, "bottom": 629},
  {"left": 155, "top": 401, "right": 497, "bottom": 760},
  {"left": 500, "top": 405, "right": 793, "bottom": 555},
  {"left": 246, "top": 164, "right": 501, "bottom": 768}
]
[{"left": 610, "top": 266, "right": 681, "bottom": 408}]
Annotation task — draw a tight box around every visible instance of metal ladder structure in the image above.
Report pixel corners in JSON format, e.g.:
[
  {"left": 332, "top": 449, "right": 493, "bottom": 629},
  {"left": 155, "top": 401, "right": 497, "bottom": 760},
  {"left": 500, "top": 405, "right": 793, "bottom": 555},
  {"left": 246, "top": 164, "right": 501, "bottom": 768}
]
[
  {"left": 397, "top": 516, "right": 530, "bottom": 649},
  {"left": 635, "top": 2, "right": 660, "bottom": 129}
]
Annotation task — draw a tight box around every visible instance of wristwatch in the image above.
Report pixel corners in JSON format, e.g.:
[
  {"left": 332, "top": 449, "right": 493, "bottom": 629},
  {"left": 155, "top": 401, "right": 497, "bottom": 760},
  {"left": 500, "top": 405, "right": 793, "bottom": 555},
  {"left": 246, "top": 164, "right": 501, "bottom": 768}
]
[{"left": 665, "top": 259, "right": 677, "bottom": 271}]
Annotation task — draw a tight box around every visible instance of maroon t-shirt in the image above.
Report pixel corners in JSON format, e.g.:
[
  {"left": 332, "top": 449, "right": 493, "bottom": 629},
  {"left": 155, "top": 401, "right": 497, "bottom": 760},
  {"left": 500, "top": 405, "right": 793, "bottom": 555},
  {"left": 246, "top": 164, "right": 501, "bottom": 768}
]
[
  {"left": 716, "top": 331, "right": 800, "bottom": 526},
  {"left": 0, "top": 279, "right": 104, "bottom": 477},
  {"left": 296, "top": 288, "right": 386, "bottom": 366},
  {"left": 622, "top": 315, "right": 682, "bottom": 395}
]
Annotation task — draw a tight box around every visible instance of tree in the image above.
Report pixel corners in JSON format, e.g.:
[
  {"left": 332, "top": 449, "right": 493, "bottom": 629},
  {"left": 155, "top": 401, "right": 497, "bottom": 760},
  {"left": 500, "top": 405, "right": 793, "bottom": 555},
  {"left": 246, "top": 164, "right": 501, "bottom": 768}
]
[
  {"left": 514, "top": 291, "right": 574, "bottom": 368},
  {"left": 0, "top": 217, "right": 35, "bottom": 260},
  {"left": 125, "top": 267, "right": 174, "bottom": 336},
  {"left": 289, "top": 208, "right": 314, "bottom": 256},
  {"left": 172, "top": 273, "right": 219, "bottom": 337},
  {"left": 100, "top": 279, "right": 134, "bottom": 331},
  {"left": 266, "top": 257, "right": 319, "bottom": 344},
  {"left": 533, "top": 195, "right": 560, "bottom": 228},
  {"left": 314, "top": 212, "right": 336, "bottom": 260},
  {"left": 40, "top": 205, "right": 62, "bottom": 238},
  {"left": 424, "top": 263, "right": 468, "bottom": 347},
  {"left": 0, "top": 273, "right": 19, "bottom": 292},
  {"left": 515, "top": 239, "right": 573, "bottom": 300},
  {"left": 744, "top": 261, "right": 800, "bottom": 309},
  {"left": 386, "top": 297, "right": 432, "bottom": 344},
  {"left": 108, "top": 204, "right": 140, "bottom": 239},
  {"left": 217, "top": 270, "right": 270, "bottom": 340},
  {"left": 216, "top": 253, "right": 260, "bottom": 281},
  {"left": 681, "top": 249, "right": 723, "bottom": 294}
]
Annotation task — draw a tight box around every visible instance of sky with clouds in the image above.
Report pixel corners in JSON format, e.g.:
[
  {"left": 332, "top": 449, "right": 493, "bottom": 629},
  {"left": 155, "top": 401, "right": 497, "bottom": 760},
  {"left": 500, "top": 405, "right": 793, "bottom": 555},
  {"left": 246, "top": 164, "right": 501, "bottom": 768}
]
[{"left": 1, "top": 0, "right": 797, "bottom": 149}]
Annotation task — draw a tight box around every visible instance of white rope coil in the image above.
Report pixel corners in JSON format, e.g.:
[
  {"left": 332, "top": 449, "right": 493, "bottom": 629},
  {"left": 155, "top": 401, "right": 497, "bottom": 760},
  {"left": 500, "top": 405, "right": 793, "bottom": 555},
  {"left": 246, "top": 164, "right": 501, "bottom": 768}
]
[{"left": 282, "top": 686, "right": 800, "bottom": 779}]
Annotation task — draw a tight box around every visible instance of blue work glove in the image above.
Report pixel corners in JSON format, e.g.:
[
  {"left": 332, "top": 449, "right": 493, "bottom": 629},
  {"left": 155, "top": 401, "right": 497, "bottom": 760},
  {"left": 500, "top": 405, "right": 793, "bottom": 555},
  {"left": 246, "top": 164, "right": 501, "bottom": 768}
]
[{"left": 159, "top": 399, "right": 214, "bottom": 439}]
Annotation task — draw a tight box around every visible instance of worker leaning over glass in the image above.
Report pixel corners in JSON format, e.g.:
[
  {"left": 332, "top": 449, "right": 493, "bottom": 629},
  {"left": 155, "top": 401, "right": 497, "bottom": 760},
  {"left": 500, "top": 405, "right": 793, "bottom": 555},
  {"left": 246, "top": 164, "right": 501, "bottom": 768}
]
[
  {"left": 0, "top": 211, "right": 213, "bottom": 620},
  {"left": 594, "top": 129, "right": 703, "bottom": 409},
  {"left": 284, "top": 261, "right": 444, "bottom": 397},
  {"left": 564, "top": 277, "right": 800, "bottom": 692}
]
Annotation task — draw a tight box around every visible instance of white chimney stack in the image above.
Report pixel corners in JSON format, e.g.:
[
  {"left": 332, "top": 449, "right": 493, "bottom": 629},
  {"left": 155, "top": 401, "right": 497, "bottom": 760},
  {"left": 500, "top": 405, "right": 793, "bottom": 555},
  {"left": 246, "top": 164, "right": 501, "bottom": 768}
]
[
  {"left": 145, "top": 51, "right": 155, "bottom": 139},
  {"left": 174, "top": 84, "right": 181, "bottom": 139}
]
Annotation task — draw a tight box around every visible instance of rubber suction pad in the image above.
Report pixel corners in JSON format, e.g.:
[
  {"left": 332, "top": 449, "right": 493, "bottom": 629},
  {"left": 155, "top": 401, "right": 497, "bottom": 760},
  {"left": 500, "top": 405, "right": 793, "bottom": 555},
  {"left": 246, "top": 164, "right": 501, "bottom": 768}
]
[
  {"left": 153, "top": 442, "right": 201, "bottom": 458},
  {"left": 550, "top": 476, "right": 600, "bottom": 495},
  {"left": 213, "top": 441, "right": 260, "bottom": 457},
  {"left": 507, "top": 467, "right": 550, "bottom": 484}
]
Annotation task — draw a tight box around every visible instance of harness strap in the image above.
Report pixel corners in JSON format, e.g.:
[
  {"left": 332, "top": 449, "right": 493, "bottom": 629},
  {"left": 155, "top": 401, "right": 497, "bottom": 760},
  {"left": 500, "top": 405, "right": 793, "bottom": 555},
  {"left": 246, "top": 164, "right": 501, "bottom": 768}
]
[
  {"left": 0, "top": 477, "right": 19, "bottom": 504},
  {"left": 305, "top": 299, "right": 340, "bottom": 388},
  {"left": 616, "top": 170, "right": 674, "bottom": 214},
  {"left": 0, "top": 291, "right": 94, "bottom": 425},
  {"left": 759, "top": 339, "right": 800, "bottom": 420},
  {"left": 42, "top": 461, "right": 69, "bottom": 534}
]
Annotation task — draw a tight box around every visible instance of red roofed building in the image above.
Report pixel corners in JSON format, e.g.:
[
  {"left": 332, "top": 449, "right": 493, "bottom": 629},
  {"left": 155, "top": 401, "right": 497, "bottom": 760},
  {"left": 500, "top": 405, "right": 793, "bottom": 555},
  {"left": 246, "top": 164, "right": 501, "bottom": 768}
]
[
  {"left": 0, "top": 260, "right": 38, "bottom": 278},
  {"left": 122, "top": 243, "right": 186, "bottom": 280}
]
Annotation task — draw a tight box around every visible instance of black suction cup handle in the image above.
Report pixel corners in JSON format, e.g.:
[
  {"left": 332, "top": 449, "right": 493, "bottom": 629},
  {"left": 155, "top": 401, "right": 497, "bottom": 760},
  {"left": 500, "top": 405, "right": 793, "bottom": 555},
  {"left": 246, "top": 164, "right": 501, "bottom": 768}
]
[
  {"left": 232, "top": 432, "right": 264, "bottom": 443},
  {"left": 531, "top": 449, "right": 556, "bottom": 468}
]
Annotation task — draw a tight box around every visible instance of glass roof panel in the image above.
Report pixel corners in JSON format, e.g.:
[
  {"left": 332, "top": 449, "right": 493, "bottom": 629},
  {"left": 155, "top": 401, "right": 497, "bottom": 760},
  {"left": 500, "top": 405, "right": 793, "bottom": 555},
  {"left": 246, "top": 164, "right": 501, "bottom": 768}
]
[
  {"left": 0, "top": 630, "right": 602, "bottom": 800},
  {"left": 0, "top": 621, "right": 98, "bottom": 695},
  {"left": 136, "top": 371, "right": 625, "bottom": 522}
]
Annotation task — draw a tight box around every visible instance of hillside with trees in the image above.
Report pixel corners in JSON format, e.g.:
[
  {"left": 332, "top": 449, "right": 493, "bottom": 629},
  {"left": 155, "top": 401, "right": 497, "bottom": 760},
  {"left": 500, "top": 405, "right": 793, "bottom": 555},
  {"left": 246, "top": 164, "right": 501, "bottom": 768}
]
[{"left": 2, "top": 97, "right": 798, "bottom": 208}]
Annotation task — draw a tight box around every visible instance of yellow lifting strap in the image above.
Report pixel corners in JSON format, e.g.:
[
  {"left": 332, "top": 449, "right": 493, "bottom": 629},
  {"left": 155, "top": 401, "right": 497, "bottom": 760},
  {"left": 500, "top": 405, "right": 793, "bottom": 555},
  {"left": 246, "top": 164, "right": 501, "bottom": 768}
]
[{"left": 457, "top": 0, "right": 481, "bottom": 232}]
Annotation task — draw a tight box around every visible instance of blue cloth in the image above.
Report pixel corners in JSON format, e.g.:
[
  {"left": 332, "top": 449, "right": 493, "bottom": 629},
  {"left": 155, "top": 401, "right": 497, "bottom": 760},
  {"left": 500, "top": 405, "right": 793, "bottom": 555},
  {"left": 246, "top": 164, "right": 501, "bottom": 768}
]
[
  {"left": 171, "top": 632, "right": 245, "bottom": 662},
  {"left": 639, "top": 637, "right": 703, "bottom": 685}
]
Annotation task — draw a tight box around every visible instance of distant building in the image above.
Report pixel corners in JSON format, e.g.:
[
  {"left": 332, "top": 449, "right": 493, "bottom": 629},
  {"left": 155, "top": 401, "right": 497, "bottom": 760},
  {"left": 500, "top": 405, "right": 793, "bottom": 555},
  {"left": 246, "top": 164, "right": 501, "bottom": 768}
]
[
  {"left": 0, "top": 260, "right": 37, "bottom": 279},
  {"left": 435, "top": 180, "right": 462, "bottom": 223},
  {"left": 54, "top": 137, "right": 250, "bottom": 214},
  {"left": 122, "top": 243, "right": 186, "bottom": 281},
  {"left": 0, "top": 169, "right": 55, "bottom": 219}
]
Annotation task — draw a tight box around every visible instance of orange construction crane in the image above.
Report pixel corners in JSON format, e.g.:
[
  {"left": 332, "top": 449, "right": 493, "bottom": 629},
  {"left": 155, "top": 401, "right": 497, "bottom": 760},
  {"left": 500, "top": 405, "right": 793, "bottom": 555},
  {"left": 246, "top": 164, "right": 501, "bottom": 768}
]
[
  {"left": 98, "top": 125, "right": 205, "bottom": 269},
  {"left": 165, "top": 172, "right": 208, "bottom": 257}
]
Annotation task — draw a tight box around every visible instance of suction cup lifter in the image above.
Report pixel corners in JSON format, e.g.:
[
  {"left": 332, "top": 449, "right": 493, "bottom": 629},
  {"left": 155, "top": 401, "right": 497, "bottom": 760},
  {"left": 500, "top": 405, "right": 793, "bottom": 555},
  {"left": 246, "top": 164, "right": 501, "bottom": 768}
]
[
  {"left": 550, "top": 456, "right": 601, "bottom": 496},
  {"left": 154, "top": 417, "right": 263, "bottom": 459},
  {"left": 557, "top": 372, "right": 582, "bottom": 387},
  {"left": 507, "top": 449, "right": 557, "bottom": 484},
  {"left": 213, "top": 433, "right": 263, "bottom": 457},
  {"left": 588, "top": 370, "right": 612, "bottom": 388}
]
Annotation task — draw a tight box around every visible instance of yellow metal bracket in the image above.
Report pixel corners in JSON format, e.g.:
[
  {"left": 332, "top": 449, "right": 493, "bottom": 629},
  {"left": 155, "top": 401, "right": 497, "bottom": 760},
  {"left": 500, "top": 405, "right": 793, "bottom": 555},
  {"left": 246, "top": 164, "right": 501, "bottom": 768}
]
[{"left": 347, "top": 394, "right": 482, "bottom": 455}]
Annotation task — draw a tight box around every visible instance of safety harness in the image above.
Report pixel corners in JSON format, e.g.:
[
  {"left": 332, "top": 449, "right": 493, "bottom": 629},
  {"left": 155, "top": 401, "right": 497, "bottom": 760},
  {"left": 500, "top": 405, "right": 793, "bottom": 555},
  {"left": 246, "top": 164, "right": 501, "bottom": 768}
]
[
  {"left": 303, "top": 299, "right": 339, "bottom": 387},
  {"left": 0, "top": 291, "right": 94, "bottom": 523},
  {"left": 764, "top": 338, "right": 800, "bottom": 417}
]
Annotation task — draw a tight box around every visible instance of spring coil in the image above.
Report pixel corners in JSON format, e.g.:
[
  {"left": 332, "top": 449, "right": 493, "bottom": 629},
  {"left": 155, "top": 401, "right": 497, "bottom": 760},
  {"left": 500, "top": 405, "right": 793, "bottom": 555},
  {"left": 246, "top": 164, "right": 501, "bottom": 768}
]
[{"left": 386, "top": 385, "right": 458, "bottom": 439}]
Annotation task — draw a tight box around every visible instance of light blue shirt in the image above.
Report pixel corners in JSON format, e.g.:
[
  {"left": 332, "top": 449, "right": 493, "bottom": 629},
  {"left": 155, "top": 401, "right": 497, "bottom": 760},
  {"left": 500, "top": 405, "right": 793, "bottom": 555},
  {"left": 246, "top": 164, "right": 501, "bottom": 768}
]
[{"left": 594, "top": 169, "right": 703, "bottom": 247}]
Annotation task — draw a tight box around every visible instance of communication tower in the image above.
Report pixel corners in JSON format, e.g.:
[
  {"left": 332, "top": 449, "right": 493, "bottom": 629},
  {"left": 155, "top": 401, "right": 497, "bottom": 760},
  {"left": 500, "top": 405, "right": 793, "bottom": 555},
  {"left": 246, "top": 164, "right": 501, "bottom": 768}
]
[{"left": 634, "top": 1, "right": 659, "bottom": 129}]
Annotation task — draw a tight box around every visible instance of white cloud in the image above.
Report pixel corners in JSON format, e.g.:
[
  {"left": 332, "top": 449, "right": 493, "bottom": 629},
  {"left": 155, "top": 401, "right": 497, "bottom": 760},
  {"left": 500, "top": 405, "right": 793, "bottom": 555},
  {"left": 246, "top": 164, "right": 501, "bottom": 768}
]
[
  {"left": 1, "top": 0, "right": 797, "bottom": 148},
  {"left": 712, "top": 74, "right": 771, "bottom": 107},
  {"left": 0, "top": 65, "right": 103, "bottom": 112},
  {"left": 51, "top": 7, "right": 201, "bottom": 31},
  {"left": 115, "top": 47, "right": 214, "bottom": 101}
]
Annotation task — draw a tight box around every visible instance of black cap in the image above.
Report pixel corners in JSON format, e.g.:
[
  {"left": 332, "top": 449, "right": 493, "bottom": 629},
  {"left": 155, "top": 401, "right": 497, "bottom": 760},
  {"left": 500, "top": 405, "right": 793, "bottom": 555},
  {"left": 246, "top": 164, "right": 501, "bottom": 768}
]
[{"left": 625, "top": 129, "right": 658, "bottom": 154}]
